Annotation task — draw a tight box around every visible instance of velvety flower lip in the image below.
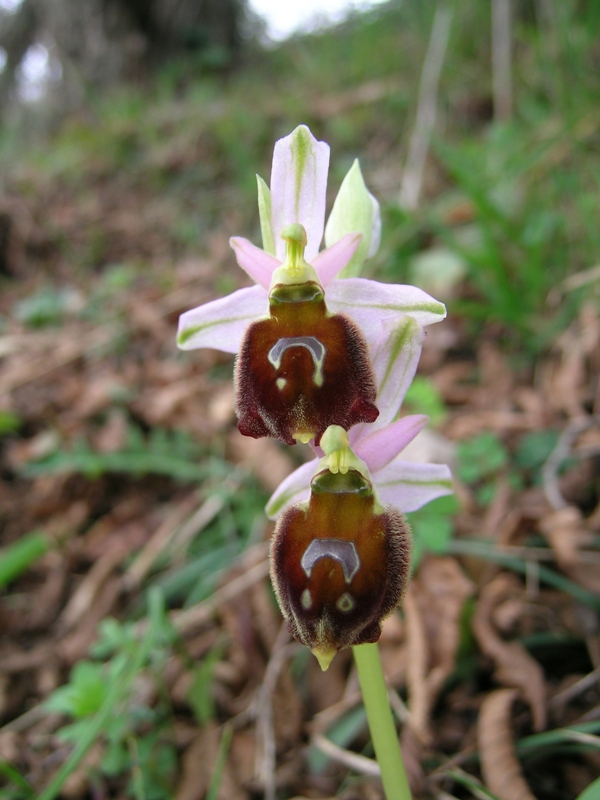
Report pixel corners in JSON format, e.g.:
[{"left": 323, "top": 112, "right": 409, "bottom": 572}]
[
  {"left": 177, "top": 125, "right": 447, "bottom": 354},
  {"left": 265, "top": 315, "right": 453, "bottom": 519}
]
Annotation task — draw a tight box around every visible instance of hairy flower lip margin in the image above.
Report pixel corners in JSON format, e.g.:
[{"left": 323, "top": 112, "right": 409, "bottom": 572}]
[{"left": 265, "top": 315, "right": 453, "bottom": 519}]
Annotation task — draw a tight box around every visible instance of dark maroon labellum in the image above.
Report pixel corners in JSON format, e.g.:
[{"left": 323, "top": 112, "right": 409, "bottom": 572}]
[
  {"left": 270, "top": 467, "right": 411, "bottom": 667},
  {"left": 234, "top": 282, "right": 379, "bottom": 446}
]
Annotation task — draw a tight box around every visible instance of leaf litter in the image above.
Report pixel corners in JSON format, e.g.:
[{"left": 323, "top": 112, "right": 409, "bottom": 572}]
[{"left": 1, "top": 54, "right": 600, "bottom": 800}]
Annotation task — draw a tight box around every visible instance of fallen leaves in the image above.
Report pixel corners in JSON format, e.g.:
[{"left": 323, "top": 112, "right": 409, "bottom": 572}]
[
  {"left": 473, "top": 574, "right": 547, "bottom": 731},
  {"left": 478, "top": 689, "right": 537, "bottom": 800}
]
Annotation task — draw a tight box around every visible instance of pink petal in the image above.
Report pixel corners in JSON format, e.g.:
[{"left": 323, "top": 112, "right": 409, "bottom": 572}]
[
  {"left": 177, "top": 285, "right": 267, "bottom": 353},
  {"left": 230, "top": 237, "right": 280, "bottom": 291},
  {"left": 343, "top": 316, "right": 424, "bottom": 441},
  {"left": 372, "top": 460, "right": 453, "bottom": 512},
  {"left": 325, "top": 278, "right": 447, "bottom": 344},
  {"left": 312, "top": 233, "right": 363, "bottom": 287},
  {"left": 265, "top": 459, "right": 316, "bottom": 519},
  {"left": 270, "top": 126, "right": 330, "bottom": 261},
  {"left": 370, "top": 316, "right": 424, "bottom": 429},
  {"left": 354, "top": 415, "right": 429, "bottom": 473}
]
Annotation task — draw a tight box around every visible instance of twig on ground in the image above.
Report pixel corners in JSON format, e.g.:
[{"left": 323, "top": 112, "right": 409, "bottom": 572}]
[
  {"left": 132, "top": 544, "right": 270, "bottom": 637},
  {"left": 311, "top": 733, "right": 381, "bottom": 777},
  {"left": 550, "top": 665, "right": 600, "bottom": 707},
  {"left": 399, "top": 4, "right": 453, "bottom": 211},
  {"left": 254, "top": 626, "right": 296, "bottom": 800},
  {"left": 123, "top": 491, "right": 202, "bottom": 589},
  {"left": 542, "top": 416, "right": 600, "bottom": 510},
  {"left": 492, "top": 0, "right": 513, "bottom": 121}
]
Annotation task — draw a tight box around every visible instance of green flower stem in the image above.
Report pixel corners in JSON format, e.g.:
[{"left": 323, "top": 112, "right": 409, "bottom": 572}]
[{"left": 353, "top": 642, "right": 412, "bottom": 800}]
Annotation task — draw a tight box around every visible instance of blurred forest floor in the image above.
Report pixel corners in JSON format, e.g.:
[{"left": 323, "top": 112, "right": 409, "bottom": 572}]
[{"left": 0, "top": 3, "right": 599, "bottom": 799}]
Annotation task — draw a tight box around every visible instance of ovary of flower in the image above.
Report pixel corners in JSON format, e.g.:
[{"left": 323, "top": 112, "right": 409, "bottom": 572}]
[
  {"left": 265, "top": 314, "right": 454, "bottom": 520},
  {"left": 177, "top": 125, "right": 446, "bottom": 355}
]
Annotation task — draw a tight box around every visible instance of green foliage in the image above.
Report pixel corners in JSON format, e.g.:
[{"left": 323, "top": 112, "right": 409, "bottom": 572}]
[
  {"left": 154, "top": 475, "right": 268, "bottom": 607},
  {"left": 46, "top": 660, "right": 111, "bottom": 720},
  {"left": 206, "top": 725, "right": 233, "bottom": 800},
  {"left": 39, "top": 591, "right": 178, "bottom": 800},
  {"left": 456, "top": 432, "right": 508, "bottom": 486},
  {"left": 575, "top": 776, "right": 600, "bottom": 800},
  {"left": 0, "top": 411, "right": 22, "bottom": 435},
  {"left": 514, "top": 430, "right": 559, "bottom": 476},
  {"left": 403, "top": 376, "right": 447, "bottom": 426},
  {"left": 456, "top": 428, "right": 564, "bottom": 509},
  {"left": 21, "top": 423, "right": 225, "bottom": 483},
  {"left": 187, "top": 642, "right": 226, "bottom": 726},
  {"left": 427, "top": 130, "right": 591, "bottom": 349},
  {"left": 0, "top": 531, "right": 50, "bottom": 589},
  {"left": 14, "top": 286, "right": 80, "bottom": 328},
  {"left": 408, "top": 494, "right": 459, "bottom": 566}
]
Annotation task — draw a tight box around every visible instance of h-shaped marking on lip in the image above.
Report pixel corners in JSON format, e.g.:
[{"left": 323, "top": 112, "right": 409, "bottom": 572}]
[
  {"left": 301, "top": 539, "right": 360, "bottom": 584},
  {"left": 268, "top": 336, "right": 325, "bottom": 387}
]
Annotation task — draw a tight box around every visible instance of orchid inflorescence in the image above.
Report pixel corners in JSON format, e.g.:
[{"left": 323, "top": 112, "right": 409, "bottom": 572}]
[{"left": 178, "top": 125, "right": 452, "bottom": 671}]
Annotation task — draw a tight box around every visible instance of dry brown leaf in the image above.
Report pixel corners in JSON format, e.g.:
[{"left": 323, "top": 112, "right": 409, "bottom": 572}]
[
  {"left": 228, "top": 433, "right": 297, "bottom": 493},
  {"left": 58, "top": 541, "right": 129, "bottom": 632},
  {"left": 540, "top": 303, "right": 600, "bottom": 416},
  {"left": 404, "top": 586, "right": 431, "bottom": 743},
  {"left": 58, "top": 576, "right": 122, "bottom": 663},
  {"left": 404, "top": 558, "right": 474, "bottom": 743},
  {"left": 478, "top": 688, "right": 537, "bottom": 800},
  {"left": 272, "top": 665, "right": 304, "bottom": 749},
  {"left": 175, "top": 724, "right": 244, "bottom": 800},
  {"left": 540, "top": 507, "right": 600, "bottom": 594},
  {"left": 473, "top": 574, "right": 546, "bottom": 730},
  {"left": 446, "top": 410, "right": 540, "bottom": 440},
  {"left": 399, "top": 724, "right": 425, "bottom": 796},
  {"left": 481, "top": 480, "right": 511, "bottom": 538}
]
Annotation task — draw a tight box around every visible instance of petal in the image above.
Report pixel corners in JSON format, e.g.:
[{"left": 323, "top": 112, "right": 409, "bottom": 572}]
[
  {"left": 324, "top": 159, "right": 381, "bottom": 277},
  {"left": 374, "top": 460, "right": 454, "bottom": 512},
  {"left": 368, "top": 316, "right": 425, "bottom": 429},
  {"left": 354, "top": 415, "right": 429, "bottom": 473},
  {"left": 265, "top": 459, "right": 316, "bottom": 519},
  {"left": 177, "top": 285, "right": 267, "bottom": 353},
  {"left": 312, "top": 233, "right": 362, "bottom": 287},
  {"left": 270, "top": 125, "right": 330, "bottom": 261},
  {"left": 325, "top": 278, "right": 447, "bottom": 343},
  {"left": 256, "top": 175, "right": 276, "bottom": 256},
  {"left": 366, "top": 192, "right": 381, "bottom": 259},
  {"left": 230, "top": 237, "right": 280, "bottom": 291}
]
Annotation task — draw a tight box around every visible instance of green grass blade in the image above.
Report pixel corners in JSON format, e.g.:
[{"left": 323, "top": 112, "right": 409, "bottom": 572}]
[
  {"left": 37, "top": 588, "right": 166, "bottom": 800},
  {"left": 0, "top": 531, "right": 51, "bottom": 588},
  {"left": 206, "top": 724, "right": 233, "bottom": 800},
  {"left": 575, "top": 776, "right": 600, "bottom": 800},
  {"left": 446, "top": 539, "right": 600, "bottom": 610}
]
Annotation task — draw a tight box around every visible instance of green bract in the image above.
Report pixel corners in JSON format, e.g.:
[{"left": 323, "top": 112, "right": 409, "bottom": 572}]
[{"left": 325, "top": 159, "right": 381, "bottom": 278}]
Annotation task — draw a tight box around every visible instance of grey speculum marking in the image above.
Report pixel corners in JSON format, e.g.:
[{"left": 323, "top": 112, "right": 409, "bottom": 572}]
[
  {"left": 268, "top": 336, "right": 326, "bottom": 387},
  {"left": 301, "top": 539, "right": 360, "bottom": 584}
]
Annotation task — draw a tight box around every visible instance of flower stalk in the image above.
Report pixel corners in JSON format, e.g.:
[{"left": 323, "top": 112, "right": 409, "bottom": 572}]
[{"left": 353, "top": 643, "right": 413, "bottom": 800}]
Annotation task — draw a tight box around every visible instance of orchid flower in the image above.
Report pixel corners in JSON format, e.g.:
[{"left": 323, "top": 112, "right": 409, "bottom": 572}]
[
  {"left": 270, "top": 422, "right": 412, "bottom": 670},
  {"left": 177, "top": 125, "right": 446, "bottom": 356},
  {"left": 265, "top": 314, "right": 453, "bottom": 520},
  {"left": 266, "top": 315, "right": 452, "bottom": 668}
]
